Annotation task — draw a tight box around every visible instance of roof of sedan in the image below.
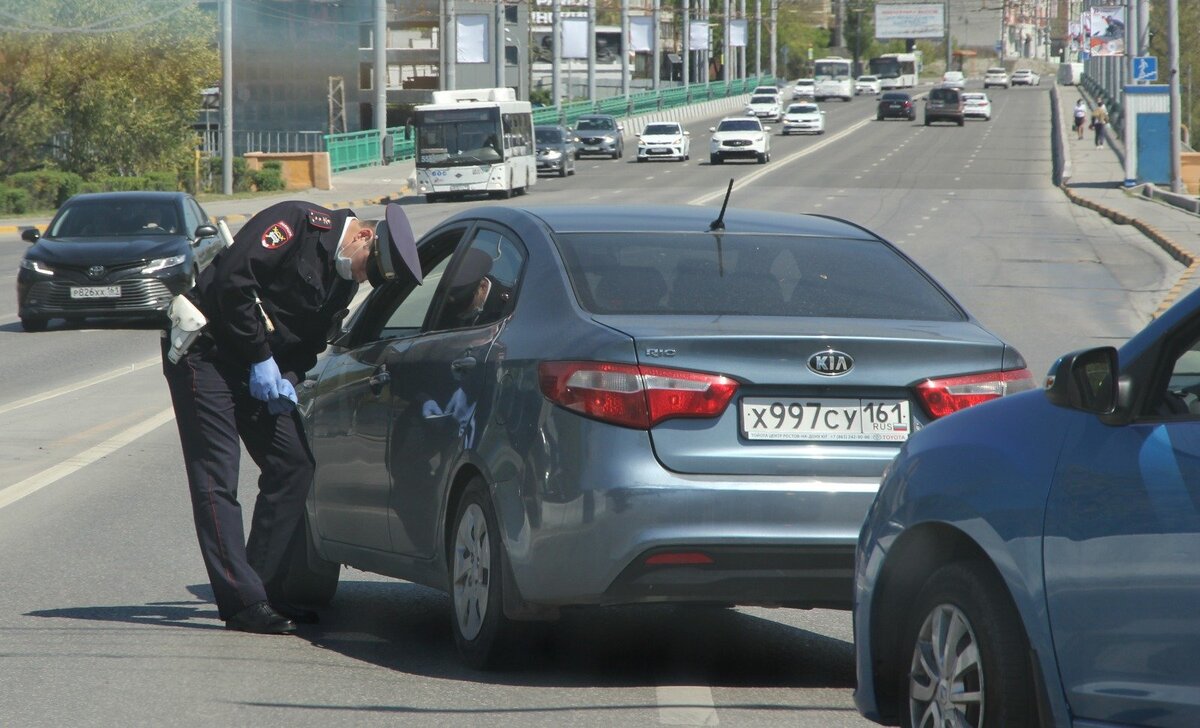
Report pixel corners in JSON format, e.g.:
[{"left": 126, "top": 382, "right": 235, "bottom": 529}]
[
  {"left": 66, "top": 191, "right": 188, "bottom": 204},
  {"left": 499, "top": 205, "right": 879, "bottom": 240}
]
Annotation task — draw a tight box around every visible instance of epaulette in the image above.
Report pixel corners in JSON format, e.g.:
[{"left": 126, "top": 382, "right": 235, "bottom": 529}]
[{"left": 307, "top": 209, "right": 332, "bottom": 230}]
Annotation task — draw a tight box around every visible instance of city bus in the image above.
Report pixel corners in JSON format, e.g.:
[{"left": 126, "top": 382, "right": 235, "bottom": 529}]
[
  {"left": 413, "top": 88, "right": 536, "bottom": 202},
  {"left": 812, "top": 57, "right": 855, "bottom": 102},
  {"left": 868, "top": 52, "right": 922, "bottom": 89}
]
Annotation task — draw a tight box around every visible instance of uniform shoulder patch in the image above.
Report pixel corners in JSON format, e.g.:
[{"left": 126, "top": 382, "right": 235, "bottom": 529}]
[
  {"left": 307, "top": 209, "right": 333, "bottom": 230},
  {"left": 261, "top": 220, "right": 293, "bottom": 249}
]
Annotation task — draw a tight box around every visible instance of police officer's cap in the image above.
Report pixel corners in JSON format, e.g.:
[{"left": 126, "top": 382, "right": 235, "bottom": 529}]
[{"left": 368, "top": 204, "right": 423, "bottom": 288}]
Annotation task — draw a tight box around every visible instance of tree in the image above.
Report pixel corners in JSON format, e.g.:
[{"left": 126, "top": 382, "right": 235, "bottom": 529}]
[
  {"left": 0, "top": 0, "right": 219, "bottom": 179},
  {"left": 1149, "top": 1, "right": 1200, "bottom": 144}
]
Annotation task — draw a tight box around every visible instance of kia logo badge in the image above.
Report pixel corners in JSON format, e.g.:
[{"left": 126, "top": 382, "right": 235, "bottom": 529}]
[{"left": 808, "top": 349, "right": 853, "bottom": 377}]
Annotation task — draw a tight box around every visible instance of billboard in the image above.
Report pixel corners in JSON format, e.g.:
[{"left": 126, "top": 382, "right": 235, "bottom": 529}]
[
  {"left": 1085, "top": 6, "right": 1125, "bottom": 57},
  {"left": 875, "top": 3, "right": 945, "bottom": 40}
]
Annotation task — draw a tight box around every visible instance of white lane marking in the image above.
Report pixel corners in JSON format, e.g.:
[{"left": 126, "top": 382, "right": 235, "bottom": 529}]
[
  {"left": 688, "top": 117, "right": 875, "bottom": 206},
  {"left": 0, "top": 356, "right": 159, "bottom": 416},
  {"left": 0, "top": 407, "right": 175, "bottom": 511},
  {"left": 657, "top": 685, "right": 719, "bottom": 726}
]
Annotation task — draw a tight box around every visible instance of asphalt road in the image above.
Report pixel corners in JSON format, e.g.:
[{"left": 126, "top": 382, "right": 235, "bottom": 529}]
[{"left": 0, "top": 83, "right": 1180, "bottom": 728}]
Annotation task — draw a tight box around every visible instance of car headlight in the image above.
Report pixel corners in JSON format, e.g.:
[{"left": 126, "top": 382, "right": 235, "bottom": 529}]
[
  {"left": 20, "top": 258, "right": 55, "bottom": 276},
  {"left": 601, "top": 135, "right": 615, "bottom": 143},
  {"left": 142, "top": 254, "right": 187, "bottom": 274},
  {"left": 543, "top": 149, "right": 562, "bottom": 159}
]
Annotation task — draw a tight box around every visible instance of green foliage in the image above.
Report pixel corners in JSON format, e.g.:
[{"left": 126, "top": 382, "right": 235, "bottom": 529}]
[
  {"left": 0, "top": 186, "right": 31, "bottom": 215},
  {"left": 0, "top": 0, "right": 219, "bottom": 177},
  {"left": 1150, "top": 3, "right": 1200, "bottom": 145},
  {"left": 251, "top": 167, "right": 285, "bottom": 192},
  {"left": 5, "top": 169, "right": 83, "bottom": 207}
]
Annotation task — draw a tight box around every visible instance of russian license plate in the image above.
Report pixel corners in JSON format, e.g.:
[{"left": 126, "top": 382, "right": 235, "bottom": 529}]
[
  {"left": 70, "top": 285, "right": 120, "bottom": 299},
  {"left": 740, "top": 397, "right": 911, "bottom": 442},
  {"left": 584, "top": 145, "right": 600, "bottom": 151}
]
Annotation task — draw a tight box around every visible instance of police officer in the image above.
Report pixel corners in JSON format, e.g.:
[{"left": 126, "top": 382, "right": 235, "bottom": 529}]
[{"left": 162, "top": 200, "right": 378, "bottom": 634}]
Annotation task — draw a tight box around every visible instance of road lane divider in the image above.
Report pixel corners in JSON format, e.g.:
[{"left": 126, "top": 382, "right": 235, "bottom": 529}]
[
  {"left": 0, "top": 407, "right": 174, "bottom": 511},
  {"left": 0, "top": 356, "right": 159, "bottom": 416}
]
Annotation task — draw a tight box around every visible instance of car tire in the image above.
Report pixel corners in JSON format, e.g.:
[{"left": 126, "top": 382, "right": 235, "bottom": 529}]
[
  {"left": 426, "top": 192, "right": 443, "bottom": 203},
  {"left": 559, "top": 164, "right": 569, "bottom": 176},
  {"left": 449, "top": 475, "right": 516, "bottom": 670},
  {"left": 900, "top": 562, "right": 1038, "bottom": 728},
  {"left": 757, "top": 152, "right": 767, "bottom": 164},
  {"left": 877, "top": 114, "right": 884, "bottom": 121},
  {"left": 20, "top": 316, "right": 47, "bottom": 332},
  {"left": 280, "top": 515, "right": 340, "bottom": 606},
  {"left": 924, "top": 119, "right": 931, "bottom": 126},
  {"left": 957, "top": 119, "right": 965, "bottom": 127},
  {"left": 710, "top": 154, "right": 722, "bottom": 165},
  {"left": 637, "top": 156, "right": 646, "bottom": 163}
]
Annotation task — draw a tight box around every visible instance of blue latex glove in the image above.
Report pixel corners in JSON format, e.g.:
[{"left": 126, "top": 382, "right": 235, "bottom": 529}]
[
  {"left": 267, "top": 379, "right": 298, "bottom": 416},
  {"left": 249, "top": 357, "right": 286, "bottom": 402}
]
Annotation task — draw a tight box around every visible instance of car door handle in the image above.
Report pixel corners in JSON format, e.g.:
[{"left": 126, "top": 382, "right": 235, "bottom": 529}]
[{"left": 451, "top": 356, "right": 477, "bottom": 372}]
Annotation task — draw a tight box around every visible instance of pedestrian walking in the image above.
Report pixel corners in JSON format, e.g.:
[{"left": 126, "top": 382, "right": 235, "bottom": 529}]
[
  {"left": 1073, "top": 99, "right": 1087, "bottom": 140},
  {"left": 160, "top": 200, "right": 404, "bottom": 634},
  {"left": 1092, "top": 102, "right": 1109, "bottom": 148}
]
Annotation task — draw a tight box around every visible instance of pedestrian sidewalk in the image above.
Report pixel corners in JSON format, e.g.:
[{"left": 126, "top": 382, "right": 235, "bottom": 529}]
[{"left": 1056, "top": 85, "right": 1200, "bottom": 313}]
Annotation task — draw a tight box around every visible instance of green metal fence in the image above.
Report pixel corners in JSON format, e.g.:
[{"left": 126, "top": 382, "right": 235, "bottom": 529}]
[{"left": 324, "top": 76, "right": 774, "bottom": 172}]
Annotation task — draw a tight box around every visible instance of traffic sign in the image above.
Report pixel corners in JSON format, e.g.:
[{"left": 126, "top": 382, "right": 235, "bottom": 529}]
[{"left": 1133, "top": 56, "right": 1158, "bottom": 83}]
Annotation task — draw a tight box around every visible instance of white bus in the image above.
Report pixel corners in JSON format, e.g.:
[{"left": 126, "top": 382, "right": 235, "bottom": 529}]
[
  {"left": 869, "top": 52, "right": 922, "bottom": 89},
  {"left": 813, "top": 57, "right": 855, "bottom": 102},
  {"left": 414, "top": 88, "right": 536, "bottom": 202}
]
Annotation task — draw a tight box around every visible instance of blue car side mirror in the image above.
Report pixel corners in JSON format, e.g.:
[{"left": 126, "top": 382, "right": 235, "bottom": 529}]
[{"left": 1044, "top": 346, "right": 1122, "bottom": 418}]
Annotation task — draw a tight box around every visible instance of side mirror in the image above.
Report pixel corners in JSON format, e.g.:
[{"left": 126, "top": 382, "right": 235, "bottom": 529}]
[
  {"left": 1044, "top": 347, "right": 1121, "bottom": 417},
  {"left": 635, "top": 133, "right": 642, "bottom": 138},
  {"left": 683, "top": 131, "right": 691, "bottom": 136},
  {"left": 21, "top": 228, "right": 40, "bottom": 243},
  {"left": 709, "top": 127, "right": 717, "bottom": 133},
  {"left": 762, "top": 126, "right": 772, "bottom": 132},
  {"left": 194, "top": 224, "right": 218, "bottom": 240},
  {"left": 617, "top": 124, "right": 625, "bottom": 132}
]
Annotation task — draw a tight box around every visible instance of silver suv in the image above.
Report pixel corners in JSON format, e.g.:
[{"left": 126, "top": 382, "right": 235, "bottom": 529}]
[{"left": 572, "top": 114, "right": 625, "bottom": 159}]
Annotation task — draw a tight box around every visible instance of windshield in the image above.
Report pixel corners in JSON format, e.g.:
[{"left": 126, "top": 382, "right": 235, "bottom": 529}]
[
  {"left": 869, "top": 59, "right": 901, "bottom": 79},
  {"left": 717, "top": 119, "right": 761, "bottom": 132},
  {"left": 814, "top": 61, "right": 851, "bottom": 80},
  {"left": 750, "top": 95, "right": 777, "bottom": 104},
  {"left": 49, "top": 199, "right": 180, "bottom": 238},
  {"left": 788, "top": 105, "right": 818, "bottom": 114},
  {"left": 575, "top": 117, "right": 614, "bottom": 131},
  {"left": 416, "top": 107, "right": 503, "bottom": 167},
  {"left": 987, "top": 68, "right": 1006, "bottom": 74},
  {"left": 643, "top": 124, "right": 680, "bottom": 135},
  {"left": 535, "top": 127, "right": 563, "bottom": 144},
  {"left": 555, "top": 232, "right": 964, "bottom": 319},
  {"left": 858, "top": 76, "right": 878, "bottom": 82}
]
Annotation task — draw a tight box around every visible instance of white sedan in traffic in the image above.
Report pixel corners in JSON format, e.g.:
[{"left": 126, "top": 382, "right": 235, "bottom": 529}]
[
  {"left": 1011, "top": 69, "right": 1041, "bottom": 86},
  {"left": 780, "top": 103, "right": 825, "bottom": 135},
  {"left": 636, "top": 121, "right": 690, "bottom": 162},
  {"left": 745, "top": 94, "right": 783, "bottom": 122},
  {"left": 962, "top": 92, "right": 992, "bottom": 121},
  {"left": 709, "top": 117, "right": 771, "bottom": 164},
  {"left": 856, "top": 75, "right": 882, "bottom": 95}
]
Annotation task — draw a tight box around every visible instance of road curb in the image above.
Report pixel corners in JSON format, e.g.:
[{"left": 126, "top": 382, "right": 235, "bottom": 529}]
[{"left": 1060, "top": 181, "right": 1198, "bottom": 316}]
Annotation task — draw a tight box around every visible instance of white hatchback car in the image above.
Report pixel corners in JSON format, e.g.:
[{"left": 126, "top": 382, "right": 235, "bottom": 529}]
[
  {"left": 962, "top": 92, "right": 992, "bottom": 121},
  {"left": 984, "top": 66, "right": 1011, "bottom": 88},
  {"left": 941, "top": 71, "right": 966, "bottom": 90},
  {"left": 745, "top": 94, "right": 783, "bottom": 122},
  {"left": 1011, "top": 68, "right": 1041, "bottom": 86},
  {"left": 636, "top": 121, "right": 690, "bottom": 162},
  {"left": 791, "top": 78, "right": 816, "bottom": 100},
  {"left": 856, "top": 75, "right": 882, "bottom": 95},
  {"left": 780, "top": 102, "right": 825, "bottom": 135},
  {"left": 709, "top": 116, "right": 771, "bottom": 164}
]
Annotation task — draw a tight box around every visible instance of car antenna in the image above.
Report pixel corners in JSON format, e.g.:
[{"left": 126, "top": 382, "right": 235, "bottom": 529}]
[{"left": 708, "top": 178, "right": 734, "bottom": 232}]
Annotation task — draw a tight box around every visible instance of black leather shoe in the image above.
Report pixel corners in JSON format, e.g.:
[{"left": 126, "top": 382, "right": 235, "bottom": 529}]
[
  {"left": 269, "top": 600, "right": 320, "bottom": 624},
  {"left": 225, "top": 601, "right": 296, "bottom": 634}
]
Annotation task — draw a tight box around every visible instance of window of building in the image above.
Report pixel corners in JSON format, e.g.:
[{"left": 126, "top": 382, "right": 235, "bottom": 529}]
[
  {"left": 359, "top": 63, "right": 372, "bottom": 91},
  {"left": 359, "top": 26, "right": 372, "bottom": 50}
]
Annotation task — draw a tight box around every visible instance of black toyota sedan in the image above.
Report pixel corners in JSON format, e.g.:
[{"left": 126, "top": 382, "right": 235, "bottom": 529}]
[
  {"left": 17, "top": 191, "right": 222, "bottom": 331},
  {"left": 876, "top": 91, "right": 916, "bottom": 121}
]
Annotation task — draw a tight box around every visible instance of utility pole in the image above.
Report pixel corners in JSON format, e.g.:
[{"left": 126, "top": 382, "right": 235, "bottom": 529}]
[
  {"left": 587, "top": 0, "right": 595, "bottom": 100},
  {"left": 755, "top": 0, "right": 761, "bottom": 78},
  {"left": 769, "top": 0, "right": 777, "bottom": 79},
  {"left": 221, "top": 0, "right": 232, "bottom": 195},
  {"left": 652, "top": 0, "right": 661, "bottom": 90},
  {"left": 494, "top": 0, "right": 504, "bottom": 87},
  {"left": 552, "top": 0, "right": 561, "bottom": 107},
  {"left": 683, "top": 0, "right": 691, "bottom": 86},
  {"left": 723, "top": 0, "right": 731, "bottom": 82},
  {"left": 622, "top": 0, "right": 630, "bottom": 97},
  {"left": 446, "top": 0, "right": 456, "bottom": 89},
  {"left": 375, "top": 0, "right": 387, "bottom": 139},
  {"left": 1168, "top": 0, "right": 1183, "bottom": 192}
]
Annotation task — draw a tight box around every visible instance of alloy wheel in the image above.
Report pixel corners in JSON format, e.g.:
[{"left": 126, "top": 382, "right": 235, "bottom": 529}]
[
  {"left": 908, "top": 603, "right": 984, "bottom": 728},
  {"left": 452, "top": 503, "right": 491, "bottom": 641}
]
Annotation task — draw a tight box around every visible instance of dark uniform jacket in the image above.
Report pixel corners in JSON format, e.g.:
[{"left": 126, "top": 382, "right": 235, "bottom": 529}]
[{"left": 187, "top": 200, "right": 358, "bottom": 382}]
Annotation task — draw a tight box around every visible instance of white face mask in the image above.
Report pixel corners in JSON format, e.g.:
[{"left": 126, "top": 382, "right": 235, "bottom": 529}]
[{"left": 335, "top": 242, "right": 355, "bottom": 280}]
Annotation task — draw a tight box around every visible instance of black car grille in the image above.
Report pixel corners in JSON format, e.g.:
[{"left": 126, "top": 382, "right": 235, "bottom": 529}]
[
  {"left": 580, "top": 136, "right": 607, "bottom": 144},
  {"left": 27, "top": 278, "right": 174, "bottom": 312},
  {"left": 723, "top": 139, "right": 752, "bottom": 147}
]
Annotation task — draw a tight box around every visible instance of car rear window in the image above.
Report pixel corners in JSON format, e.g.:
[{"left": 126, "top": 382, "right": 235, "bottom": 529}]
[
  {"left": 930, "top": 88, "right": 960, "bottom": 102},
  {"left": 553, "top": 232, "right": 964, "bottom": 321},
  {"left": 881, "top": 92, "right": 908, "bottom": 101}
]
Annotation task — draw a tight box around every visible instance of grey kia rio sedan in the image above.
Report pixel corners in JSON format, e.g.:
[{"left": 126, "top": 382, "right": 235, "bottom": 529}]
[{"left": 287, "top": 204, "right": 1033, "bottom": 667}]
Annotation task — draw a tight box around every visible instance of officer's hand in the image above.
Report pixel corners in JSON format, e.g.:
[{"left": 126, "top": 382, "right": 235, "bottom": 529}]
[
  {"left": 249, "top": 357, "right": 286, "bottom": 402},
  {"left": 266, "top": 379, "right": 299, "bottom": 415}
]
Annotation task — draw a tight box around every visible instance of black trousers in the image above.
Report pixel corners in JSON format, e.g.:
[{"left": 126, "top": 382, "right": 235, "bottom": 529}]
[{"left": 161, "top": 338, "right": 313, "bottom": 620}]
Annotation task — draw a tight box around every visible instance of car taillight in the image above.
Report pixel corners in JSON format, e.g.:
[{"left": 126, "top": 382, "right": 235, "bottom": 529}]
[
  {"left": 538, "top": 361, "right": 739, "bottom": 429},
  {"left": 914, "top": 369, "right": 1036, "bottom": 419}
]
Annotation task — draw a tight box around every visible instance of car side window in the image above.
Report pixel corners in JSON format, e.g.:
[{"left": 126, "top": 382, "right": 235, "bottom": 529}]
[
  {"left": 182, "top": 200, "right": 203, "bottom": 237},
  {"left": 1152, "top": 336, "right": 1200, "bottom": 418},
  {"left": 429, "top": 226, "right": 526, "bottom": 331}
]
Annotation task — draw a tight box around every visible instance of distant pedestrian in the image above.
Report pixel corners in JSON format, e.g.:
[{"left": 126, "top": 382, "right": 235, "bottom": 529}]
[
  {"left": 1073, "top": 99, "right": 1087, "bottom": 140},
  {"left": 1092, "top": 102, "right": 1109, "bottom": 147}
]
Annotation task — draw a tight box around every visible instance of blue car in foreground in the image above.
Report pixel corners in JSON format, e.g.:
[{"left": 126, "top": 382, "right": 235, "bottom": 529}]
[{"left": 855, "top": 285, "right": 1200, "bottom": 727}]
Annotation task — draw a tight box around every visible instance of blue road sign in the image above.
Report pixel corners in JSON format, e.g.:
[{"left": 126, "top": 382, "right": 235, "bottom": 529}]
[{"left": 1134, "top": 56, "right": 1158, "bottom": 83}]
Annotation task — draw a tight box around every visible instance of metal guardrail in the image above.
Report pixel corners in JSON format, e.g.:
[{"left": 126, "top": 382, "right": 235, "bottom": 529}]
[{"left": 323, "top": 76, "right": 775, "bottom": 172}]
